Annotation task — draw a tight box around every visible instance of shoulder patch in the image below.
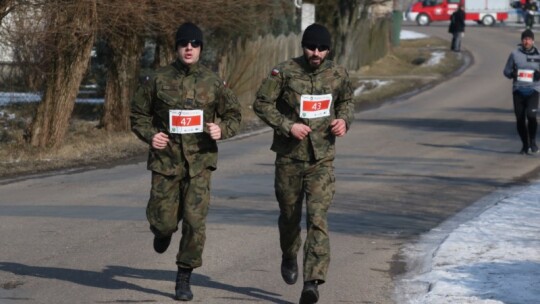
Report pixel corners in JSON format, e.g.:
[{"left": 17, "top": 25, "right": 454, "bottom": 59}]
[
  {"left": 140, "top": 74, "right": 153, "bottom": 85},
  {"left": 271, "top": 68, "right": 280, "bottom": 76}
]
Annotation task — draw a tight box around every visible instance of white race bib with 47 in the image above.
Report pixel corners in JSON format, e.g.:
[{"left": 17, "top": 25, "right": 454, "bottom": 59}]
[{"left": 169, "top": 109, "right": 204, "bottom": 134}]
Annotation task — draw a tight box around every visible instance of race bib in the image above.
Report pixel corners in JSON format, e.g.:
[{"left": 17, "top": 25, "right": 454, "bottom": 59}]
[
  {"left": 517, "top": 69, "right": 534, "bottom": 83},
  {"left": 300, "top": 94, "right": 332, "bottom": 119},
  {"left": 169, "top": 109, "right": 203, "bottom": 134}
]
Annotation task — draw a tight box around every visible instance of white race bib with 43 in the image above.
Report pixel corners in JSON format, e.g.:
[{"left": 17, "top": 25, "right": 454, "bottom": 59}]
[
  {"left": 300, "top": 94, "right": 332, "bottom": 119},
  {"left": 169, "top": 109, "right": 204, "bottom": 134}
]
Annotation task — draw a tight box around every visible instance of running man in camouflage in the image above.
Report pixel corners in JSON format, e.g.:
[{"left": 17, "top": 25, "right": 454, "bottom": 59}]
[
  {"left": 130, "top": 22, "right": 241, "bottom": 301},
  {"left": 253, "top": 23, "right": 354, "bottom": 304}
]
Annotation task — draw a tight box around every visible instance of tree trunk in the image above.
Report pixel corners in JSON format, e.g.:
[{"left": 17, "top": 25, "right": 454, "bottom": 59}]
[
  {"left": 29, "top": 1, "right": 97, "bottom": 148},
  {"left": 312, "top": 0, "right": 392, "bottom": 71},
  {"left": 340, "top": 19, "right": 391, "bottom": 70},
  {"left": 100, "top": 33, "right": 144, "bottom": 132},
  {"left": 153, "top": 34, "right": 175, "bottom": 68}
]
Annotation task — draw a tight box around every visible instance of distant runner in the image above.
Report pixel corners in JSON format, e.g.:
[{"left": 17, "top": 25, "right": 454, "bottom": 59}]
[
  {"left": 448, "top": 4, "right": 465, "bottom": 52},
  {"left": 503, "top": 29, "right": 540, "bottom": 155}
]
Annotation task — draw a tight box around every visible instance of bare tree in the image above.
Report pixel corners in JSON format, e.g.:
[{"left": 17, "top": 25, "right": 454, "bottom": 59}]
[
  {"left": 29, "top": 0, "right": 97, "bottom": 148},
  {"left": 0, "top": 0, "right": 15, "bottom": 23},
  {"left": 97, "top": 0, "right": 293, "bottom": 132},
  {"left": 310, "top": 0, "right": 393, "bottom": 70},
  {"left": 2, "top": 2, "right": 47, "bottom": 91},
  {"left": 97, "top": 1, "right": 146, "bottom": 132},
  {"left": 146, "top": 0, "right": 295, "bottom": 64},
  {"left": 2, "top": 0, "right": 295, "bottom": 148}
]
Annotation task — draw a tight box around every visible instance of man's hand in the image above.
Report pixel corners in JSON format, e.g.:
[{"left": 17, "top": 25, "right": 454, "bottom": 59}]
[
  {"left": 330, "top": 119, "right": 347, "bottom": 137},
  {"left": 152, "top": 132, "right": 169, "bottom": 150},
  {"left": 290, "top": 123, "right": 312, "bottom": 140},
  {"left": 534, "top": 70, "right": 540, "bottom": 81},
  {"left": 206, "top": 123, "right": 222, "bottom": 140}
]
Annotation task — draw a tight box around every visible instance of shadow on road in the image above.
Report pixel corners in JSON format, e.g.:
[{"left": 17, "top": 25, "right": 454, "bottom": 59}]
[
  {"left": 0, "top": 262, "right": 292, "bottom": 303},
  {"left": 360, "top": 117, "right": 514, "bottom": 138}
]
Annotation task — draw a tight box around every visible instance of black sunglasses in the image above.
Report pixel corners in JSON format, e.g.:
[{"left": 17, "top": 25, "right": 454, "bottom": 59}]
[
  {"left": 303, "top": 44, "right": 330, "bottom": 52},
  {"left": 178, "top": 39, "right": 202, "bottom": 48}
]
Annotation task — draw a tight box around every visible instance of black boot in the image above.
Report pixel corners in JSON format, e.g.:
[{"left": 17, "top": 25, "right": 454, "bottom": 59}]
[
  {"left": 150, "top": 226, "right": 172, "bottom": 254},
  {"left": 175, "top": 267, "right": 193, "bottom": 301},
  {"left": 280, "top": 257, "right": 298, "bottom": 285},
  {"left": 299, "top": 280, "right": 319, "bottom": 304},
  {"left": 153, "top": 235, "right": 172, "bottom": 254}
]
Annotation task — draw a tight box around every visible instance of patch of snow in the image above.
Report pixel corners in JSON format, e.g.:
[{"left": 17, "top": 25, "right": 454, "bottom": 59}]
[
  {"left": 354, "top": 80, "right": 392, "bottom": 96},
  {"left": 424, "top": 51, "right": 446, "bottom": 66}
]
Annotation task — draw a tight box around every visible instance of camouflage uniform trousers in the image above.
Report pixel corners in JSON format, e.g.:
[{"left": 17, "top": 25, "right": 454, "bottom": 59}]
[
  {"left": 147, "top": 169, "right": 211, "bottom": 269},
  {"left": 275, "top": 155, "right": 335, "bottom": 284}
]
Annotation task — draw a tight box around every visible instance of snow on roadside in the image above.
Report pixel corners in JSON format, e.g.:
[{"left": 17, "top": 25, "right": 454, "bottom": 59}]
[
  {"left": 396, "top": 181, "right": 540, "bottom": 304},
  {"left": 401, "top": 30, "right": 428, "bottom": 40},
  {"left": 424, "top": 51, "right": 446, "bottom": 66},
  {"left": 354, "top": 80, "right": 392, "bottom": 96},
  {"left": 0, "top": 92, "right": 103, "bottom": 106}
]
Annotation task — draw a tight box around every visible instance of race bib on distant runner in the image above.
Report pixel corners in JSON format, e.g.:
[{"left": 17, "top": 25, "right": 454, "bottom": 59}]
[
  {"left": 517, "top": 69, "right": 534, "bottom": 83},
  {"left": 169, "top": 109, "right": 203, "bottom": 134},
  {"left": 300, "top": 94, "right": 332, "bottom": 119}
]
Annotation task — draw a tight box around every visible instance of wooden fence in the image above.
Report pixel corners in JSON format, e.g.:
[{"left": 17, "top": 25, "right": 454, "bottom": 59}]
[
  {"left": 218, "top": 33, "right": 301, "bottom": 112},
  {"left": 217, "top": 17, "right": 391, "bottom": 122}
]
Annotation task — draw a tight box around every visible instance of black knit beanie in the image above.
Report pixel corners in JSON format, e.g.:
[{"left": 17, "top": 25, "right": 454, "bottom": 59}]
[
  {"left": 522, "top": 29, "right": 535, "bottom": 40},
  {"left": 175, "top": 22, "right": 203, "bottom": 49},
  {"left": 301, "top": 23, "right": 331, "bottom": 48}
]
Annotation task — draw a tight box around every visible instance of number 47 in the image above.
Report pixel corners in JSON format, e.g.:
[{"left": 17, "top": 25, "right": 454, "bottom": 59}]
[{"left": 181, "top": 117, "right": 191, "bottom": 126}]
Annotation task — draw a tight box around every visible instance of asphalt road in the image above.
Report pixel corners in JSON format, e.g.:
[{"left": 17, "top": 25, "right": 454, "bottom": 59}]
[{"left": 1, "top": 23, "right": 540, "bottom": 304}]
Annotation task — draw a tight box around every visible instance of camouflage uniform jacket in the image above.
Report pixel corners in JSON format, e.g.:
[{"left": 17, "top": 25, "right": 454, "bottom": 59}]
[
  {"left": 253, "top": 56, "right": 354, "bottom": 161},
  {"left": 131, "top": 60, "right": 242, "bottom": 177}
]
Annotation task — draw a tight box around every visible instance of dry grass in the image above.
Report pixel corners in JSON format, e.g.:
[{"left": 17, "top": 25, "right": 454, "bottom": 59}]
[
  {"left": 0, "top": 35, "right": 464, "bottom": 180},
  {"left": 352, "top": 37, "right": 463, "bottom": 106},
  {"left": 0, "top": 103, "right": 146, "bottom": 178}
]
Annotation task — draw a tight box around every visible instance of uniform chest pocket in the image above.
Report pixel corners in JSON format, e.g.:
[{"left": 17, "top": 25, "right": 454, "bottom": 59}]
[
  {"left": 286, "top": 79, "right": 309, "bottom": 95},
  {"left": 315, "top": 76, "right": 338, "bottom": 96},
  {"left": 194, "top": 90, "right": 216, "bottom": 109},
  {"left": 284, "top": 79, "right": 310, "bottom": 109},
  {"left": 157, "top": 85, "right": 181, "bottom": 107}
]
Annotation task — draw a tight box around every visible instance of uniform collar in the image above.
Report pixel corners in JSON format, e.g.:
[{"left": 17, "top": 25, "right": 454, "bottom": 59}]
[{"left": 172, "top": 59, "right": 201, "bottom": 75}]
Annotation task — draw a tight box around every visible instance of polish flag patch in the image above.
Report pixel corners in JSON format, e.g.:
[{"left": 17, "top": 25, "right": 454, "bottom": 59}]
[{"left": 271, "top": 68, "right": 279, "bottom": 76}]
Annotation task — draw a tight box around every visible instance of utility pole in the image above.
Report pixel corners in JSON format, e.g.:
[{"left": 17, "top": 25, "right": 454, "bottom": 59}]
[{"left": 295, "top": 0, "right": 315, "bottom": 31}]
